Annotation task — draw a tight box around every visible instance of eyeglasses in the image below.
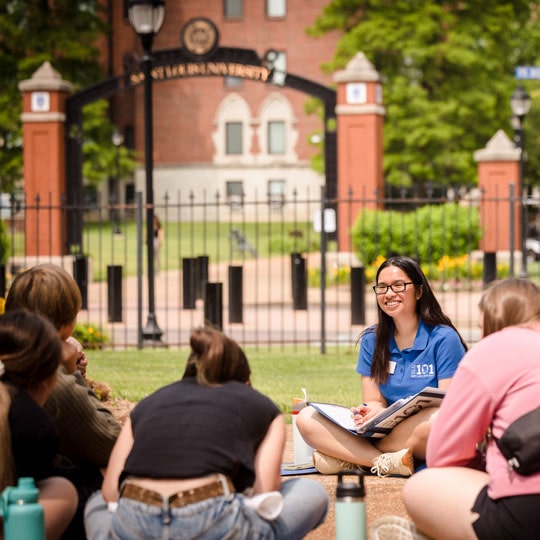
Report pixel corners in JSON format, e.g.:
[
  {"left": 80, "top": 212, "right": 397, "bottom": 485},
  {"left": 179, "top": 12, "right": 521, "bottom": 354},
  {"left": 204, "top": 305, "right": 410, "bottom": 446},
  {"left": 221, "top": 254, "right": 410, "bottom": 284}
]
[{"left": 372, "top": 281, "right": 415, "bottom": 295}]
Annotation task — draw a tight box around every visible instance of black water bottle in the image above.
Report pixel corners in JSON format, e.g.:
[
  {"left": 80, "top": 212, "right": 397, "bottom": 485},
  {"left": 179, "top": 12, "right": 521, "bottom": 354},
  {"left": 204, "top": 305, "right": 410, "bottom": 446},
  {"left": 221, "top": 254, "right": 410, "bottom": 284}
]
[{"left": 335, "top": 470, "right": 366, "bottom": 540}]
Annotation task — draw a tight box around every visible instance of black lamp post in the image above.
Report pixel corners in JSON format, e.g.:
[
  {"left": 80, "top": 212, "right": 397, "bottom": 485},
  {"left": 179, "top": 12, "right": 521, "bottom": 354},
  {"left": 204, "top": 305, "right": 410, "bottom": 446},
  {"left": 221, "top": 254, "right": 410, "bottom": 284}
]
[
  {"left": 111, "top": 128, "right": 123, "bottom": 235},
  {"left": 510, "top": 84, "right": 532, "bottom": 278},
  {"left": 128, "top": 0, "right": 165, "bottom": 341}
]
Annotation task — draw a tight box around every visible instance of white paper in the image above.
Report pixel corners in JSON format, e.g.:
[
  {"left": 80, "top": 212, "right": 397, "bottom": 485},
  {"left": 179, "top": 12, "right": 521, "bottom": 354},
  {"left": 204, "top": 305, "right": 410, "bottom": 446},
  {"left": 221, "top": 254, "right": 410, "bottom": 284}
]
[{"left": 244, "top": 492, "right": 283, "bottom": 520}]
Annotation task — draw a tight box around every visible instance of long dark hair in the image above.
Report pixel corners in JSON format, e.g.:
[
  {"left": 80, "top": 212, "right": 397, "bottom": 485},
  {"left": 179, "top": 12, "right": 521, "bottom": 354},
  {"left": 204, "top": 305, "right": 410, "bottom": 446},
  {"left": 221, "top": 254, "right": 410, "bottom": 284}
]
[
  {"left": 0, "top": 311, "right": 62, "bottom": 491},
  {"left": 363, "top": 256, "right": 468, "bottom": 384}
]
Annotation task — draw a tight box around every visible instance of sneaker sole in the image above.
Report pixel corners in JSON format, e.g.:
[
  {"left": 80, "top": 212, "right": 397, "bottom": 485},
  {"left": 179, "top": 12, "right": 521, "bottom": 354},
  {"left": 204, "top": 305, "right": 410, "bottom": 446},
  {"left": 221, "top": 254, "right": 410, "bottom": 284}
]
[{"left": 370, "top": 516, "right": 431, "bottom": 540}]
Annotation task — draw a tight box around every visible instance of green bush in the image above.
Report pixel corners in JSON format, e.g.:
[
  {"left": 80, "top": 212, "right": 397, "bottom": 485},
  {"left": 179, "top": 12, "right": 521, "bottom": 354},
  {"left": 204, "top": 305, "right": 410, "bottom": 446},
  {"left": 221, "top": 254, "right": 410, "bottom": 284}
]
[
  {"left": 308, "top": 265, "right": 351, "bottom": 287},
  {"left": 0, "top": 220, "right": 9, "bottom": 265},
  {"left": 73, "top": 322, "right": 108, "bottom": 349},
  {"left": 351, "top": 203, "right": 481, "bottom": 265},
  {"left": 267, "top": 229, "right": 320, "bottom": 254}
]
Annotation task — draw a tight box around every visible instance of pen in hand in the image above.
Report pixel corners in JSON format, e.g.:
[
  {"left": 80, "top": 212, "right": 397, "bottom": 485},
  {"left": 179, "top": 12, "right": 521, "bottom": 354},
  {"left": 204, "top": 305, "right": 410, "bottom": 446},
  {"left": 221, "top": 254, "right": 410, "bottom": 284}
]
[{"left": 351, "top": 403, "right": 369, "bottom": 425}]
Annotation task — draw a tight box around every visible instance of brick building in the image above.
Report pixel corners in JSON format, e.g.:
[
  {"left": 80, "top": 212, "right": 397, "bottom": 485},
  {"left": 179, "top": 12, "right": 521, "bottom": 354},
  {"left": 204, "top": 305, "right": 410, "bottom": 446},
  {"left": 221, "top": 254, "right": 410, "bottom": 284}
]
[{"left": 101, "top": 1, "right": 341, "bottom": 216}]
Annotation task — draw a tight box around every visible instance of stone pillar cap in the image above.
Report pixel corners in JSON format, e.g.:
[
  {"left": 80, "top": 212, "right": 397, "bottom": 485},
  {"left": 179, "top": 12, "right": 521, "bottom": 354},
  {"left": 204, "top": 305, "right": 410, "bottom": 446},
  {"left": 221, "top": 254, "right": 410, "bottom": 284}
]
[
  {"left": 473, "top": 129, "right": 520, "bottom": 162},
  {"left": 334, "top": 52, "right": 381, "bottom": 83},
  {"left": 19, "top": 61, "right": 73, "bottom": 93}
]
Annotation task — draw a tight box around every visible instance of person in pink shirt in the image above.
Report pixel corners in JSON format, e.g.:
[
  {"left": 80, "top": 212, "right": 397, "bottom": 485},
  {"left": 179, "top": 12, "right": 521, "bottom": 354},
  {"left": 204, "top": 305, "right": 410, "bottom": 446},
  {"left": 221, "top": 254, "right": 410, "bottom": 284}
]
[{"left": 371, "top": 277, "right": 540, "bottom": 540}]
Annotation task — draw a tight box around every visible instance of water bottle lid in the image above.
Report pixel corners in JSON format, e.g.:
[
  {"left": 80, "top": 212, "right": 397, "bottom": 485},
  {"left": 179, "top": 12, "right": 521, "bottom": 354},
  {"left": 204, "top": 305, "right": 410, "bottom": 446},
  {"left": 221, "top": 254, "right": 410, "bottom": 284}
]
[
  {"left": 8, "top": 477, "right": 39, "bottom": 504},
  {"left": 336, "top": 470, "right": 365, "bottom": 498}
]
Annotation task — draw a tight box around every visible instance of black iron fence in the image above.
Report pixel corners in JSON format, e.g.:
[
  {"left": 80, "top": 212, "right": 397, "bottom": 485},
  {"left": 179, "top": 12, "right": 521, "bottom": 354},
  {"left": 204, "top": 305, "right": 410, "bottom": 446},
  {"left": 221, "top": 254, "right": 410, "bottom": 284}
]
[{"left": 1, "top": 186, "right": 539, "bottom": 350}]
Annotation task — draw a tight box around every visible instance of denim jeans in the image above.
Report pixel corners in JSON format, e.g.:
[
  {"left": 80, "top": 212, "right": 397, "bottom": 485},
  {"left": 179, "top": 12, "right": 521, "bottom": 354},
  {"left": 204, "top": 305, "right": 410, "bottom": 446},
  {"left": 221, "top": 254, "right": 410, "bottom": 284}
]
[{"left": 84, "top": 478, "right": 328, "bottom": 540}]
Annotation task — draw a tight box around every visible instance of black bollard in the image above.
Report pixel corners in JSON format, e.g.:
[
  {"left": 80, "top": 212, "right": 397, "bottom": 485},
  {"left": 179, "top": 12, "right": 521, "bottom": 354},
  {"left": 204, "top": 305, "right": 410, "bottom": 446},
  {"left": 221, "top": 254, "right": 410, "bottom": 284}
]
[
  {"left": 182, "top": 257, "right": 196, "bottom": 309},
  {"left": 73, "top": 255, "right": 88, "bottom": 310},
  {"left": 291, "top": 252, "right": 307, "bottom": 310},
  {"left": 205, "top": 282, "right": 223, "bottom": 330},
  {"left": 195, "top": 255, "right": 209, "bottom": 301},
  {"left": 228, "top": 265, "right": 243, "bottom": 323},
  {"left": 483, "top": 252, "right": 497, "bottom": 286},
  {"left": 351, "top": 266, "right": 366, "bottom": 325},
  {"left": 0, "top": 264, "right": 5, "bottom": 298},
  {"left": 107, "top": 265, "right": 123, "bottom": 322}
]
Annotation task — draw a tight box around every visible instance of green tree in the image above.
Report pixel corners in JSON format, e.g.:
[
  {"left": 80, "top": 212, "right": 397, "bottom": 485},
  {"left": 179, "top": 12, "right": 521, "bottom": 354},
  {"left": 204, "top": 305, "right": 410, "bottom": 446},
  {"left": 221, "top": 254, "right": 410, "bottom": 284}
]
[
  {"left": 0, "top": 1, "right": 134, "bottom": 193},
  {"left": 309, "top": 1, "right": 540, "bottom": 192},
  {"left": 83, "top": 100, "right": 136, "bottom": 188}
]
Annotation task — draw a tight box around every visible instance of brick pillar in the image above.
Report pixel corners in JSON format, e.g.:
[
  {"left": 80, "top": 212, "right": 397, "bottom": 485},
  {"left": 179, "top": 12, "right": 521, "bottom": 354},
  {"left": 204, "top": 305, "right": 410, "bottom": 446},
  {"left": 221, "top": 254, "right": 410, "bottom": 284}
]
[
  {"left": 19, "top": 62, "right": 73, "bottom": 256},
  {"left": 473, "top": 130, "right": 520, "bottom": 252},
  {"left": 334, "top": 52, "right": 385, "bottom": 252}
]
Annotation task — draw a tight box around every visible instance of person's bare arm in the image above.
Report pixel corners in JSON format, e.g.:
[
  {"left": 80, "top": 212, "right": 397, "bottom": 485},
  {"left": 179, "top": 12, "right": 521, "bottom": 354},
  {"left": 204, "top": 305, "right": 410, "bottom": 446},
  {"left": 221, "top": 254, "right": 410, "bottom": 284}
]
[
  {"left": 437, "top": 377, "right": 453, "bottom": 390},
  {"left": 102, "top": 419, "right": 134, "bottom": 502},
  {"left": 351, "top": 377, "right": 388, "bottom": 425},
  {"left": 252, "top": 415, "right": 286, "bottom": 494}
]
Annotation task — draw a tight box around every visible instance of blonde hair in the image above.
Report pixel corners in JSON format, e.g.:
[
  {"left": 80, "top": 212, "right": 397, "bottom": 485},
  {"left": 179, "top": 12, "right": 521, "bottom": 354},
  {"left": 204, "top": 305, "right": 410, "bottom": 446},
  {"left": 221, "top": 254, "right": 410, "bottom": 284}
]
[
  {"left": 5, "top": 263, "right": 82, "bottom": 330},
  {"left": 0, "top": 311, "right": 62, "bottom": 491},
  {"left": 479, "top": 278, "right": 540, "bottom": 337}
]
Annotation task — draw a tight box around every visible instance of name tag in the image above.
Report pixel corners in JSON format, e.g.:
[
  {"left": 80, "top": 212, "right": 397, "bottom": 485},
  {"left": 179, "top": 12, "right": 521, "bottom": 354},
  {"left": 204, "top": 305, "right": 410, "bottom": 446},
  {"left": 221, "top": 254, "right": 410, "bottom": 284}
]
[{"left": 388, "top": 361, "right": 397, "bottom": 374}]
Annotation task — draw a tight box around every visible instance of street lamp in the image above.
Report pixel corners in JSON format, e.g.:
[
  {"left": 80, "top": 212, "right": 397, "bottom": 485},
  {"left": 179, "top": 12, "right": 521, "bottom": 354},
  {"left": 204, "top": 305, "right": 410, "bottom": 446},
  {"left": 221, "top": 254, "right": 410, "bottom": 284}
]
[
  {"left": 510, "top": 84, "right": 532, "bottom": 277},
  {"left": 111, "top": 128, "right": 124, "bottom": 235},
  {"left": 128, "top": 0, "right": 165, "bottom": 341}
]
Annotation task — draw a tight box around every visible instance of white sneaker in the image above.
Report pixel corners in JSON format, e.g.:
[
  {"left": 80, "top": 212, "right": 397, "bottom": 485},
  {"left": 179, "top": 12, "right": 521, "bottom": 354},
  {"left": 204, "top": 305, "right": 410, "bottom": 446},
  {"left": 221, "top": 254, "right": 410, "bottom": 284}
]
[
  {"left": 371, "top": 448, "right": 414, "bottom": 477},
  {"left": 370, "top": 515, "right": 432, "bottom": 540},
  {"left": 312, "top": 450, "right": 359, "bottom": 474}
]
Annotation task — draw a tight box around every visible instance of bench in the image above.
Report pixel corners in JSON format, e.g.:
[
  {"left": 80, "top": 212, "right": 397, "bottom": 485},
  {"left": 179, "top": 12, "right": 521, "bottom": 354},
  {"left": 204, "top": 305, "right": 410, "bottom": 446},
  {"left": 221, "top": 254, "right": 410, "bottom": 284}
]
[{"left": 229, "top": 228, "right": 257, "bottom": 258}]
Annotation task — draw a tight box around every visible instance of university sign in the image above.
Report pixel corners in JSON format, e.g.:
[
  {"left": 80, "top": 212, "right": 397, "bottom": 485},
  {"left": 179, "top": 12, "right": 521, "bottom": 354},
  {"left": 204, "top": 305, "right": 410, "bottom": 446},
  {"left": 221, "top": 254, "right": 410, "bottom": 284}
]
[
  {"left": 128, "top": 18, "right": 270, "bottom": 85},
  {"left": 128, "top": 60, "right": 271, "bottom": 85}
]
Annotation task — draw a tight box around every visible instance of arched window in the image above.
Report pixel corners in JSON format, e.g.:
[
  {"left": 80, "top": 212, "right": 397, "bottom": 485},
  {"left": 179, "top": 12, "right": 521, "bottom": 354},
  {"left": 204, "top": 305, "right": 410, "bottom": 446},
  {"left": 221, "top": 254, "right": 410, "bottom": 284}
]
[
  {"left": 212, "top": 93, "right": 254, "bottom": 164},
  {"left": 257, "top": 93, "right": 297, "bottom": 164}
]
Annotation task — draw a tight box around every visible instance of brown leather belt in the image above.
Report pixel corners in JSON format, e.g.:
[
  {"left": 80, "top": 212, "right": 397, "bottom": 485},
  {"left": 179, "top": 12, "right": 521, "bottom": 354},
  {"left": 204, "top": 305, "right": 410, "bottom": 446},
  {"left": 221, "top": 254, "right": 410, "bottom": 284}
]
[{"left": 120, "top": 476, "right": 235, "bottom": 509}]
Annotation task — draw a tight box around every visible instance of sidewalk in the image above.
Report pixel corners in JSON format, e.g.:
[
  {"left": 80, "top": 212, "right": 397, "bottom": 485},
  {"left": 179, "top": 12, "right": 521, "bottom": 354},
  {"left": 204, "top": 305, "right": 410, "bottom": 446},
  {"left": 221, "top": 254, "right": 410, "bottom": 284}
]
[{"left": 82, "top": 255, "right": 483, "bottom": 348}]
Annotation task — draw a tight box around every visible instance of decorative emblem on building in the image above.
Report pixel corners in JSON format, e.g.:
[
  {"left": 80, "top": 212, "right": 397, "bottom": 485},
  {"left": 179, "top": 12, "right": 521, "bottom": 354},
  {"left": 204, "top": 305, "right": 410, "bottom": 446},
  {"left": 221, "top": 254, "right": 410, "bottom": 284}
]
[{"left": 181, "top": 18, "right": 219, "bottom": 58}]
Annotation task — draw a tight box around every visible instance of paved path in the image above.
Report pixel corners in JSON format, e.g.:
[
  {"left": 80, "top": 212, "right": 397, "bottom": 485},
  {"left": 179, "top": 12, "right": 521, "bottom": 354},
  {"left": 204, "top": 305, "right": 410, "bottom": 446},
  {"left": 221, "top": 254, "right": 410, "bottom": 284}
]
[{"left": 81, "top": 254, "right": 483, "bottom": 348}]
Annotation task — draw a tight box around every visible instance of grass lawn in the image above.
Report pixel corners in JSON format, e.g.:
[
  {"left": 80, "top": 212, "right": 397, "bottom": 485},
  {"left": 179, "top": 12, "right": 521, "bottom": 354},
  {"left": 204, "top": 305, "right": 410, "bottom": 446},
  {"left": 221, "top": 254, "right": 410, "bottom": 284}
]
[
  {"left": 82, "top": 221, "right": 319, "bottom": 281},
  {"left": 10, "top": 219, "right": 320, "bottom": 281},
  {"left": 87, "top": 345, "right": 363, "bottom": 418}
]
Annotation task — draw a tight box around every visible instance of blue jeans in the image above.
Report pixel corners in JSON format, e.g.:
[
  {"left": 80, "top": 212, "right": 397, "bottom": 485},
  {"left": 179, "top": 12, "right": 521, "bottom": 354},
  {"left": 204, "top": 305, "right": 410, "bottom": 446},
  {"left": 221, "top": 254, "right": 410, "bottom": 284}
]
[{"left": 84, "top": 478, "right": 328, "bottom": 540}]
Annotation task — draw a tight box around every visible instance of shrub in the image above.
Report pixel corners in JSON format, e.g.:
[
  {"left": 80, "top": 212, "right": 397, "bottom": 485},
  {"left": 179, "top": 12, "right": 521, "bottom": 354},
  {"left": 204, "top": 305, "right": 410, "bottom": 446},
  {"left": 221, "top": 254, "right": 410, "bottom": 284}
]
[
  {"left": 351, "top": 203, "right": 481, "bottom": 266},
  {"left": 308, "top": 264, "right": 351, "bottom": 287},
  {"left": 73, "top": 322, "right": 108, "bottom": 349},
  {"left": 308, "top": 254, "right": 493, "bottom": 289},
  {"left": 421, "top": 254, "right": 484, "bottom": 282},
  {"left": 268, "top": 233, "right": 319, "bottom": 255}
]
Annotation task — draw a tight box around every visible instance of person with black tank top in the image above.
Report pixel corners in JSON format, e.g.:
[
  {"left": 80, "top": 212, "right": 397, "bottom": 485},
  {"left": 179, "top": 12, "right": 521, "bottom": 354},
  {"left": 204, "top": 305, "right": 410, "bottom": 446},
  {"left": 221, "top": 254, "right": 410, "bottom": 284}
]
[{"left": 84, "top": 326, "right": 328, "bottom": 539}]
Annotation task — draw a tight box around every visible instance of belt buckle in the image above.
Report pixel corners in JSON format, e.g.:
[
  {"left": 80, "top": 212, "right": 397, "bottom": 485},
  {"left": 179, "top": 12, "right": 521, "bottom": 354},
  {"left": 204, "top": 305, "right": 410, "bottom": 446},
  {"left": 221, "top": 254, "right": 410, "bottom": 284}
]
[{"left": 216, "top": 474, "right": 231, "bottom": 496}]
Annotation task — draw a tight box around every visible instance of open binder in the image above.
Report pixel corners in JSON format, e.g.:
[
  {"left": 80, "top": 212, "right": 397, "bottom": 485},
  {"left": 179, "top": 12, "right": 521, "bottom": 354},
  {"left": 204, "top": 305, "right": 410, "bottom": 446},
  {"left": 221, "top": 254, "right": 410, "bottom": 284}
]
[{"left": 309, "top": 386, "right": 445, "bottom": 439}]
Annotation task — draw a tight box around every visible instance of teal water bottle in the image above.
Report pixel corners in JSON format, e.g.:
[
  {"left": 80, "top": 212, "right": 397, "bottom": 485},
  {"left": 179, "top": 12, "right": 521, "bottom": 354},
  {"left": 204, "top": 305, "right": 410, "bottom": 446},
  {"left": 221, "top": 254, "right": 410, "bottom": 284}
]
[
  {"left": 0, "top": 477, "right": 45, "bottom": 540},
  {"left": 335, "top": 470, "right": 366, "bottom": 540}
]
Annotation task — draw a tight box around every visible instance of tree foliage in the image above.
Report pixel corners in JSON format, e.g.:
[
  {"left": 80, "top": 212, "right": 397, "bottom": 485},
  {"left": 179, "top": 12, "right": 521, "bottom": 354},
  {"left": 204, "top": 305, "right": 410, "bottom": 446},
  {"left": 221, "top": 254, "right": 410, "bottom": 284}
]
[
  {"left": 309, "top": 1, "right": 540, "bottom": 191},
  {"left": 0, "top": 1, "right": 133, "bottom": 193},
  {"left": 82, "top": 100, "right": 136, "bottom": 188}
]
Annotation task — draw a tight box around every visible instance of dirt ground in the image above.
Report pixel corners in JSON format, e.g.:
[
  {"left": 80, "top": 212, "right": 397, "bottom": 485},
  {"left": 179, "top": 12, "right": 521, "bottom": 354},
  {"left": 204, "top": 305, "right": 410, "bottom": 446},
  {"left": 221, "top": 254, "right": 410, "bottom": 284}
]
[
  {"left": 108, "top": 399, "right": 409, "bottom": 539},
  {"left": 282, "top": 426, "right": 409, "bottom": 540}
]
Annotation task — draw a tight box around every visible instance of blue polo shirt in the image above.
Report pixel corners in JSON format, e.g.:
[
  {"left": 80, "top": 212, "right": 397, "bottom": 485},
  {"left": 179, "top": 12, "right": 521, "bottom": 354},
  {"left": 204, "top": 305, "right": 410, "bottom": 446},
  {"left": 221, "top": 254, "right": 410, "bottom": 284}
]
[{"left": 356, "top": 321, "right": 466, "bottom": 405}]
